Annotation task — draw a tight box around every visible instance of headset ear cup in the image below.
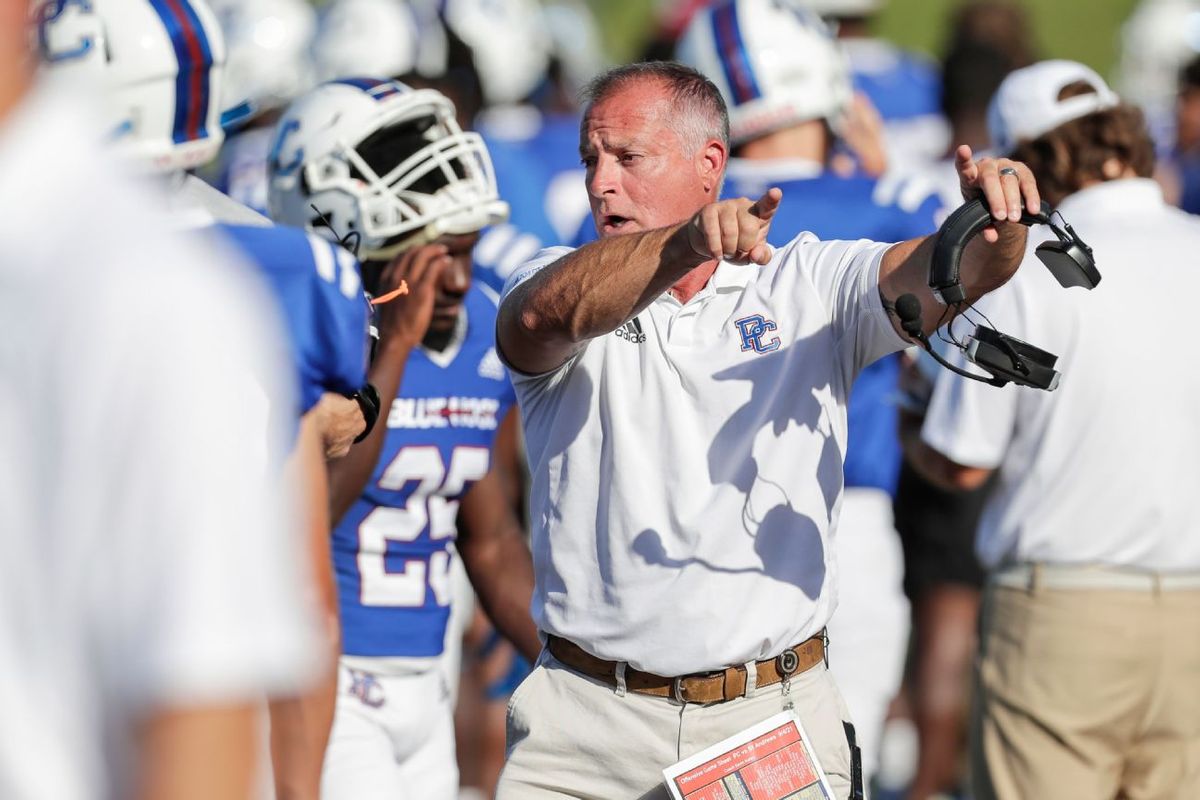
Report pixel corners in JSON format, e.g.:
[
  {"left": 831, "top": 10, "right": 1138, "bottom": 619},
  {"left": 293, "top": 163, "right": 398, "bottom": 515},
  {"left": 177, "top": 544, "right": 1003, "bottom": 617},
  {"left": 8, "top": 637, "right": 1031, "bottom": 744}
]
[{"left": 1035, "top": 240, "right": 1102, "bottom": 290}]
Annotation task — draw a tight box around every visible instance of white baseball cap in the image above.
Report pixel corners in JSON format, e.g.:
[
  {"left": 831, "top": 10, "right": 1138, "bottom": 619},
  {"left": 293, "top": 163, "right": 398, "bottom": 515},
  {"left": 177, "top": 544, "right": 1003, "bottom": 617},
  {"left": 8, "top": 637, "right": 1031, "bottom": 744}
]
[{"left": 988, "top": 60, "right": 1121, "bottom": 153}]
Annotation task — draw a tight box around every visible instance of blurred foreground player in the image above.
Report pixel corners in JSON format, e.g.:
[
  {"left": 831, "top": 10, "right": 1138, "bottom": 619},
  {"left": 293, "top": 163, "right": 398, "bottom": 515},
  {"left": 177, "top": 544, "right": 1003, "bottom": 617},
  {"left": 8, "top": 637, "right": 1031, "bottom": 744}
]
[
  {"left": 35, "top": 2, "right": 377, "bottom": 797},
  {"left": 906, "top": 61, "right": 1200, "bottom": 800},
  {"left": 2, "top": 0, "right": 322, "bottom": 797},
  {"left": 268, "top": 78, "right": 539, "bottom": 800}
]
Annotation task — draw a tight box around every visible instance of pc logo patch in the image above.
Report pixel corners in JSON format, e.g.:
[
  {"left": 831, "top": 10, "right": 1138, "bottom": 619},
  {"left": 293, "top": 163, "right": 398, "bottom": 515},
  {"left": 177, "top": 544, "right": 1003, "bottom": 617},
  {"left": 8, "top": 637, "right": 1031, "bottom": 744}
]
[{"left": 734, "top": 314, "right": 781, "bottom": 354}]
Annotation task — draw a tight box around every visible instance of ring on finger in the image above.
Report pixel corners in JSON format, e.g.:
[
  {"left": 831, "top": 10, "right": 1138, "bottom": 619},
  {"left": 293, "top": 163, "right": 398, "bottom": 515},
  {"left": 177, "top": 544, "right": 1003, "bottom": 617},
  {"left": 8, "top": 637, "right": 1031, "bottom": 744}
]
[{"left": 999, "top": 166, "right": 1018, "bottom": 177}]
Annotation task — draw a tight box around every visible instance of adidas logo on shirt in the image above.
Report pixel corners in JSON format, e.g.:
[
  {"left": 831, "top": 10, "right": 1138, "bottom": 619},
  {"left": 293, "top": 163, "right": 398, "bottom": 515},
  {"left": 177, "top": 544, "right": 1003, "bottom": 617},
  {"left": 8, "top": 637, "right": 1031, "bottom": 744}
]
[{"left": 615, "top": 316, "right": 646, "bottom": 344}]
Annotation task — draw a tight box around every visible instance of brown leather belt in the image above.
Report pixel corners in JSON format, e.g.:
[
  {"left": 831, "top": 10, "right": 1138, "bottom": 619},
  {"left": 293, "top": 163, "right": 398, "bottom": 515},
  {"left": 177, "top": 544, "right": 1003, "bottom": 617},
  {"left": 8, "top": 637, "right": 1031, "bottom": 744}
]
[{"left": 546, "top": 631, "right": 827, "bottom": 704}]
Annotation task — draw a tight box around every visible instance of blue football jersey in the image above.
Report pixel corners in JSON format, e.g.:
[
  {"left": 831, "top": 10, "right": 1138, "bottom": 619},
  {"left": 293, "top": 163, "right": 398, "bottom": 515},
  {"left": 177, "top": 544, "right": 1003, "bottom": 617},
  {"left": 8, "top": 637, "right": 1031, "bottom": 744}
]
[
  {"left": 333, "top": 284, "right": 516, "bottom": 659},
  {"left": 218, "top": 223, "right": 370, "bottom": 416},
  {"left": 212, "top": 127, "right": 274, "bottom": 217},
  {"left": 472, "top": 222, "right": 545, "bottom": 296},
  {"left": 725, "top": 162, "right": 942, "bottom": 495},
  {"left": 481, "top": 108, "right": 590, "bottom": 246},
  {"left": 844, "top": 39, "right": 948, "bottom": 164}
]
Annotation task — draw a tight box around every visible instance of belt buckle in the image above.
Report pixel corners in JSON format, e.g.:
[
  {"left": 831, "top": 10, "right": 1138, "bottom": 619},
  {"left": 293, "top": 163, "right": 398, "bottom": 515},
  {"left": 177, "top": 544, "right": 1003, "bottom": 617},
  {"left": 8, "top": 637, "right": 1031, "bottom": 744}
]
[
  {"left": 672, "top": 676, "right": 687, "bottom": 704},
  {"left": 776, "top": 648, "right": 799, "bottom": 676}
]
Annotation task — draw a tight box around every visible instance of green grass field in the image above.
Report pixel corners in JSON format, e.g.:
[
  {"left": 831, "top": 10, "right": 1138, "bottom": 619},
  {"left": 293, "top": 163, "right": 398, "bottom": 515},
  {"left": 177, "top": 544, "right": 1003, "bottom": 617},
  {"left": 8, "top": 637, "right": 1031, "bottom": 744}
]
[{"left": 587, "top": 0, "right": 1145, "bottom": 79}]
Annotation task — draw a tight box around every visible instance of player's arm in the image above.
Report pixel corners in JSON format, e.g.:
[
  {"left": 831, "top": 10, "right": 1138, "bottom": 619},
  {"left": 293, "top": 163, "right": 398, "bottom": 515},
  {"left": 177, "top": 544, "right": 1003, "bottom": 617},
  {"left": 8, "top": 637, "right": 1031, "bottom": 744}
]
[
  {"left": 899, "top": 408, "right": 993, "bottom": 492},
  {"left": 269, "top": 411, "right": 339, "bottom": 800},
  {"left": 455, "top": 409, "right": 540, "bottom": 662},
  {"left": 497, "top": 190, "right": 781, "bottom": 375},
  {"left": 328, "top": 245, "right": 448, "bottom": 523},
  {"left": 878, "top": 146, "right": 1039, "bottom": 337}
]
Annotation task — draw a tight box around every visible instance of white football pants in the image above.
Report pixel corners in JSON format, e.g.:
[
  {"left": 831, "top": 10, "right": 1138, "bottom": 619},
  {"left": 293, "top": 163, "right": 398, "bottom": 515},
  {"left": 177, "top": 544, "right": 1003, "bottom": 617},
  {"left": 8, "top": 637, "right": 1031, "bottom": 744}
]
[
  {"left": 320, "top": 661, "right": 458, "bottom": 800},
  {"left": 827, "top": 487, "right": 911, "bottom": 785}
]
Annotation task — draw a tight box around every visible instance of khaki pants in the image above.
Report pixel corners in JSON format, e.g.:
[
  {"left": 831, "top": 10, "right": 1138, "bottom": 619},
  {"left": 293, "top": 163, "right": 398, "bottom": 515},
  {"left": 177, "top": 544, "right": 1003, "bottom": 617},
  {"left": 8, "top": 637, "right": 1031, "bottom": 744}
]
[
  {"left": 972, "top": 582, "right": 1200, "bottom": 800},
  {"left": 497, "top": 650, "right": 858, "bottom": 800}
]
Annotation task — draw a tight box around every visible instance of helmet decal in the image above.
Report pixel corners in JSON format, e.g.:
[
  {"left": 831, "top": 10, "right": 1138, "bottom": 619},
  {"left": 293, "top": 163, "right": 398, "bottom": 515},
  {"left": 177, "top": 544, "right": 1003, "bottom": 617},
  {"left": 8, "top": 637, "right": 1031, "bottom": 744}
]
[
  {"left": 710, "top": 1, "right": 761, "bottom": 105},
  {"left": 148, "top": 0, "right": 215, "bottom": 145}
]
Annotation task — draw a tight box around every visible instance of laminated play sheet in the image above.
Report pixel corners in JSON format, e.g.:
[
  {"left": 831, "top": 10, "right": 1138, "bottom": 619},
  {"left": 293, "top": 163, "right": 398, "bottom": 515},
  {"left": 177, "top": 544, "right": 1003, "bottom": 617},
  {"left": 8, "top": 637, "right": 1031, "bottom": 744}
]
[{"left": 662, "top": 711, "right": 836, "bottom": 800}]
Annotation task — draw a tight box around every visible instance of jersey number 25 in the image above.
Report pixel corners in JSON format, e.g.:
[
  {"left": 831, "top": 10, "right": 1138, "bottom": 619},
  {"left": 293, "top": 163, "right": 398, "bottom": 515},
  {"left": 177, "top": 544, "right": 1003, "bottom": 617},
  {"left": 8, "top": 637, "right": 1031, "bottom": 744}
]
[{"left": 357, "top": 445, "right": 489, "bottom": 607}]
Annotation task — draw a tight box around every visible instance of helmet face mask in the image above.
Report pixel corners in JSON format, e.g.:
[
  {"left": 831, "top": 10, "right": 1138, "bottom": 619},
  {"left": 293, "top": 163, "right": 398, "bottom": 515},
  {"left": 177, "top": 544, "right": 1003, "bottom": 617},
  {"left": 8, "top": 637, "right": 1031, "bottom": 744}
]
[
  {"left": 36, "top": 0, "right": 227, "bottom": 173},
  {"left": 269, "top": 80, "right": 508, "bottom": 260}
]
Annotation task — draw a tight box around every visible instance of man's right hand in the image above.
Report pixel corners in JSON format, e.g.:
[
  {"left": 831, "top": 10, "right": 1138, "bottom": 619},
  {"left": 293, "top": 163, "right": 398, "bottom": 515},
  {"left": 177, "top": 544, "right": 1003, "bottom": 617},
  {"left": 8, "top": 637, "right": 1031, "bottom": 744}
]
[
  {"left": 375, "top": 243, "right": 450, "bottom": 348},
  {"left": 684, "top": 187, "right": 782, "bottom": 265}
]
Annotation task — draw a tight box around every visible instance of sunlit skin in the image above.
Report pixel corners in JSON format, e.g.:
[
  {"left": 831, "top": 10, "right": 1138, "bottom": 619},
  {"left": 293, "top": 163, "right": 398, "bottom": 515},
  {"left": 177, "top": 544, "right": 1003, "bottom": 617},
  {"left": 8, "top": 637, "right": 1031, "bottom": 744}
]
[
  {"left": 0, "top": 0, "right": 31, "bottom": 124},
  {"left": 313, "top": 392, "right": 367, "bottom": 459},
  {"left": 581, "top": 81, "right": 719, "bottom": 238},
  {"left": 580, "top": 79, "right": 726, "bottom": 301}
]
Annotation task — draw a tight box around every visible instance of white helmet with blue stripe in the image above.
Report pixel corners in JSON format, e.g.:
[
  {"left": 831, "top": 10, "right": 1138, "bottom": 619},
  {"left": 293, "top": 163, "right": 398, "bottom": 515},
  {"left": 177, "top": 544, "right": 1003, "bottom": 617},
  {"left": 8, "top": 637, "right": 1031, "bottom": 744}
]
[
  {"left": 35, "top": 0, "right": 227, "bottom": 173},
  {"left": 675, "top": 0, "right": 852, "bottom": 146},
  {"left": 267, "top": 78, "right": 509, "bottom": 260}
]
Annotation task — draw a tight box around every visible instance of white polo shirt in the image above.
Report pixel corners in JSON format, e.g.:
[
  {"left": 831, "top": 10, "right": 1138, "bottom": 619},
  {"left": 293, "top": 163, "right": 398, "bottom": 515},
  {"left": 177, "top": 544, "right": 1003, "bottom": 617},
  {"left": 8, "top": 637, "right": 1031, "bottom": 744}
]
[
  {"left": 501, "top": 234, "right": 905, "bottom": 675},
  {"left": 922, "top": 179, "right": 1200, "bottom": 572}
]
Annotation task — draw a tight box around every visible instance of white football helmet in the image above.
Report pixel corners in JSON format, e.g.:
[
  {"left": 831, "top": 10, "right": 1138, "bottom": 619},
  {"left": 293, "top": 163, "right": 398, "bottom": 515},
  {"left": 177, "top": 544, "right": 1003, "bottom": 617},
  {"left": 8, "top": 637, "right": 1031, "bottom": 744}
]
[
  {"left": 787, "top": 0, "right": 884, "bottom": 18},
  {"left": 312, "top": 0, "right": 421, "bottom": 84},
  {"left": 1116, "top": 0, "right": 1200, "bottom": 115},
  {"left": 267, "top": 79, "right": 509, "bottom": 259},
  {"left": 209, "top": 0, "right": 317, "bottom": 118},
  {"left": 439, "top": 0, "right": 552, "bottom": 106},
  {"left": 35, "top": 0, "right": 226, "bottom": 172},
  {"left": 676, "top": 0, "right": 852, "bottom": 146},
  {"left": 542, "top": 0, "right": 607, "bottom": 98}
]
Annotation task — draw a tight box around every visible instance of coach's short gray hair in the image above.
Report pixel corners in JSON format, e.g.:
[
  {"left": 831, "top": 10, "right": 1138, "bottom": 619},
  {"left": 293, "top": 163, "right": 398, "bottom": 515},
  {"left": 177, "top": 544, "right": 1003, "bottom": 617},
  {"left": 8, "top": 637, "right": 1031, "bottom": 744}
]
[{"left": 580, "top": 62, "right": 731, "bottom": 157}]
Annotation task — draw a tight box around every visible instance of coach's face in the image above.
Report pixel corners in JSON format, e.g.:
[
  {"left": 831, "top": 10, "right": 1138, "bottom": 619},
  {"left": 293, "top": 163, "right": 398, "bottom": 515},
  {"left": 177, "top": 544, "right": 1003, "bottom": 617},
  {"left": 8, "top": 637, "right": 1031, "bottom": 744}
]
[{"left": 581, "top": 79, "right": 722, "bottom": 238}]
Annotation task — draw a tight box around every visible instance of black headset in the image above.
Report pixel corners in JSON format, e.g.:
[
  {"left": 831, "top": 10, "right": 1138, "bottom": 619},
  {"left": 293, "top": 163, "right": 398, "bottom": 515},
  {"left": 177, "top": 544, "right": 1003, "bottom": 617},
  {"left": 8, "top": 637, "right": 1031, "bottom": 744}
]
[
  {"left": 896, "top": 196, "right": 1100, "bottom": 392},
  {"left": 929, "top": 198, "right": 1100, "bottom": 304}
]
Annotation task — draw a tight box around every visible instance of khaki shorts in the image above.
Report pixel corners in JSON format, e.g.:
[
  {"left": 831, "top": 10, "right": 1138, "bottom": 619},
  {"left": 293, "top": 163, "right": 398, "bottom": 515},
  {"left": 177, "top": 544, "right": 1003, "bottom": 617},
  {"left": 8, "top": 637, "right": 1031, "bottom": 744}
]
[
  {"left": 972, "top": 581, "right": 1200, "bottom": 800},
  {"left": 497, "top": 650, "right": 859, "bottom": 799}
]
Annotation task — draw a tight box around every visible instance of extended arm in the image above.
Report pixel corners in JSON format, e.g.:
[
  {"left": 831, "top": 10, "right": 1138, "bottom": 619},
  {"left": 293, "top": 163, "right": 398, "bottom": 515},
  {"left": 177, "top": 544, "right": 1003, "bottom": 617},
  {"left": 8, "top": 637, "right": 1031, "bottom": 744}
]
[
  {"left": 879, "top": 146, "right": 1040, "bottom": 337},
  {"left": 455, "top": 410, "right": 540, "bottom": 661},
  {"left": 498, "top": 191, "right": 781, "bottom": 375}
]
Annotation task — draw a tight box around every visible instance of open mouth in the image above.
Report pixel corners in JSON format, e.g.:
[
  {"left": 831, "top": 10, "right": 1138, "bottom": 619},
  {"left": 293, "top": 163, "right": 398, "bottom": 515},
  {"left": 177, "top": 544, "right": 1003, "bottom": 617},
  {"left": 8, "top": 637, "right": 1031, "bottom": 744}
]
[{"left": 600, "top": 215, "right": 634, "bottom": 234}]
